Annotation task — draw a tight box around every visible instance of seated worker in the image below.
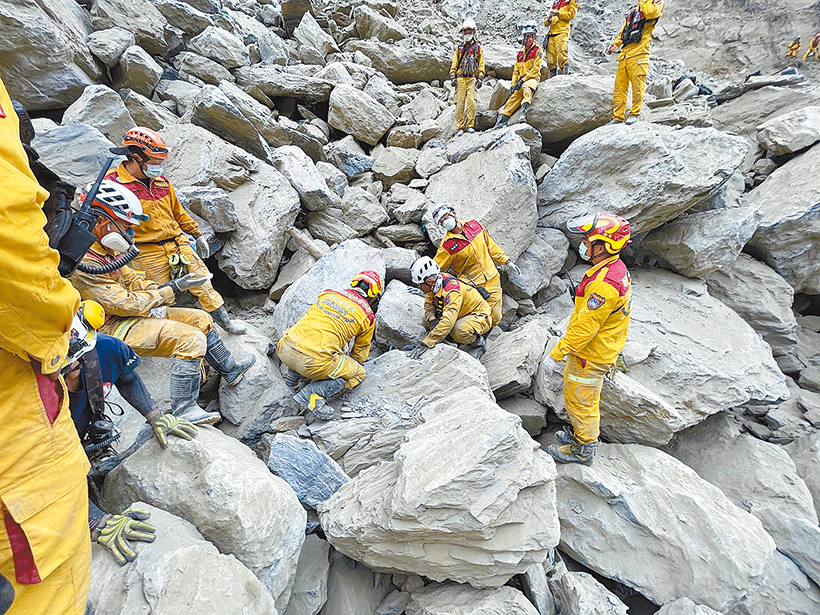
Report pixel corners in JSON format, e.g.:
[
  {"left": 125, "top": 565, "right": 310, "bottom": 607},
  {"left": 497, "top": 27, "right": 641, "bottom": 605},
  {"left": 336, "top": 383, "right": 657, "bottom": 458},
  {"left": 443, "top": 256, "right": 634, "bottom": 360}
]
[
  {"left": 408, "top": 257, "right": 492, "bottom": 358},
  {"left": 495, "top": 20, "right": 543, "bottom": 128},
  {"left": 431, "top": 203, "right": 521, "bottom": 328},
  {"left": 277, "top": 272, "right": 382, "bottom": 419},
  {"left": 68, "top": 180, "right": 255, "bottom": 426},
  {"left": 107, "top": 127, "right": 246, "bottom": 335}
]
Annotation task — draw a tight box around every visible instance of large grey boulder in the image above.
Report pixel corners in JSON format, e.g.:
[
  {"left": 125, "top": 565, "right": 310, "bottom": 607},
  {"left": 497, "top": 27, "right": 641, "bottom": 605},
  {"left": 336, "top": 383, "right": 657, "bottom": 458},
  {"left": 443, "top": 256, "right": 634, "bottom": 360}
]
[
  {"left": 235, "top": 66, "right": 334, "bottom": 102},
  {"left": 321, "top": 552, "right": 393, "bottom": 615},
  {"left": 305, "top": 211, "right": 358, "bottom": 244},
  {"left": 548, "top": 566, "right": 629, "bottom": 615},
  {"left": 273, "top": 239, "right": 385, "bottom": 338},
  {"left": 328, "top": 85, "right": 395, "bottom": 146},
  {"left": 666, "top": 413, "right": 820, "bottom": 585},
  {"left": 341, "top": 186, "right": 389, "bottom": 233},
  {"left": 527, "top": 75, "right": 614, "bottom": 144},
  {"left": 104, "top": 428, "right": 307, "bottom": 612},
  {"left": 345, "top": 40, "right": 450, "bottom": 84},
  {"left": 117, "top": 45, "right": 163, "bottom": 98},
  {"left": 480, "top": 320, "right": 550, "bottom": 400},
  {"left": 373, "top": 147, "right": 420, "bottom": 186},
  {"left": 374, "top": 280, "right": 427, "bottom": 350},
  {"left": 31, "top": 123, "right": 119, "bottom": 187},
  {"left": 177, "top": 186, "right": 240, "bottom": 232},
  {"left": 787, "top": 432, "right": 820, "bottom": 520},
  {"left": 745, "top": 143, "right": 820, "bottom": 294},
  {"left": 219, "top": 81, "right": 289, "bottom": 148},
  {"left": 506, "top": 228, "right": 568, "bottom": 300},
  {"left": 283, "top": 534, "right": 330, "bottom": 615},
  {"left": 161, "top": 123, "right": 300, "bottom": 290},
  {"left": 538, "top": 125, "right": 749, "bottom": 234},
  {"left": 426, "top": 131, "right": 537, "bottom": 261},
  {"left": 91, "top": 0, "right": 171, "bottom": 55},
  {"left": 353, "top": 4, "right": 408, "bottom": 41},
  {"left": 273, "top": 145, "right": 340, "bottom": 212},
  {"left": 189, "top": 25, "right": 249, "bottom": 68},
  {"left": 406, "top": 583, "right": 539, "bottom": 615},
  {"left": 703, "top": 254, "right": 798, "bottom": 358},
  {"left": 319, "top": 395, "right": 560, "bottom": 587},
  {"left": 555, "top": 443, "right": 776, "bottom": 611},
  {"left": 293, "top": 11, "right": 339, "bottom": 58},
  {"left": 87, "top": 27, "right": 135, "bottom": 68},
  {"left": 88, "top": 503, "right": 276, "bottom": 614},
  {"left": 657, "top": 598, "right": 720, "bottom": 615},
  {"left": 175, "top": 51, "right": 234, "bottom": 85},
  {"left": 155, "top": 78, "right": 202, "bottom": 115},
  {"left": 61, "top": 84, "right": 136, "bottom": 143},
  {"left": 154, "top": 0, "right": 212, "bottom": 36},
  {"left": 757, "top": 106, "right": 820, "bottom": 156},
  {"left": 726, "top": 551, "right": 820, "bottom": 615}
]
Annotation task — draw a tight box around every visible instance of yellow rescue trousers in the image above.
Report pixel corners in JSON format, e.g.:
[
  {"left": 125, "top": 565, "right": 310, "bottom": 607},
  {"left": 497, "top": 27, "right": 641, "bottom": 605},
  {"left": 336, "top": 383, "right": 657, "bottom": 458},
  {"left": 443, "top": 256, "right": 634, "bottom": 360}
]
[
  {"left": 485, "top": 275, "right": 503, "bottom": 328},
  {"left": 454, "top": 77, "right": 477, "bottom": 130},
  {"left": 563, "top": 354, "right": 611, "bottom": 443},
  {"left": 613, "top": 54, "right": 650, "bottom": 122},
  {"left": 500, "top": 78, "right": 539, "bottom": 117},
  {"left": 131, "top": 237, "right": 223, "bottom": 312},
  {"left": 102, "top": 307, "right": 214, "bottom": 361},
  {"left": 425, "top": 311, "right": 491, "bottom": 345},
  {"left": 546, "top": 33, "right": 569, "bottom": 71},
  {"left": 276, "top": 338, "right": 366, "bottom": 389}
]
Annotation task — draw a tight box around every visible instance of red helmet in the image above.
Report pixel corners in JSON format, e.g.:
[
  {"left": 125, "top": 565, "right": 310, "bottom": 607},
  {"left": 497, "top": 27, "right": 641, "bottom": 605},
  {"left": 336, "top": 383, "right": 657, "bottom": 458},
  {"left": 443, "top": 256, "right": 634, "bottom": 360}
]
[
  {"left": 352, "top": 271, "right": 383, "bottom": 299},
  {"left": 566, "top": 213, "right": 631, "bottom": 254},
  {"left": 122, "top": 127, "right": 169, "bottom": 160}
]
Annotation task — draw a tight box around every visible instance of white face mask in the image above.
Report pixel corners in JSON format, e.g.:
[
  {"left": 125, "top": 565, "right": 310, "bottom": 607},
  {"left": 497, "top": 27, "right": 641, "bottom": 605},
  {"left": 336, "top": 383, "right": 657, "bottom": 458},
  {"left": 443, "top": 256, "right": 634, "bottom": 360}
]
[
  {"left": 100, "top": 232, "right": 131, "bottom": 253},
  {"left": 463, "top": 33, "right": 474, "bottom": 42},
  {"left": 578, "top": 242, "right": 591, "bottom": 261},
  {"left": 144, "top": 163, "right": 164, "bottom": 178},
  {"left": 442, "top": 217, "right": 457, "bottom": 231}
]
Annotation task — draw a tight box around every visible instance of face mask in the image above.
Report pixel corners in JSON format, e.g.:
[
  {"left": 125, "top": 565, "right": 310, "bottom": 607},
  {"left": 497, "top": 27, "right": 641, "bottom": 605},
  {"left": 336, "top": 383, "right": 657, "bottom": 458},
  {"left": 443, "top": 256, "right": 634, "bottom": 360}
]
[
  {"left": 442, "top": 217, "right": 457, "bottom": 231},
  {"left": 144, "top": 164, "right": 163, "bottom": 178},
  {"left": 100, "top": 232, "right": 131, "bottom": 253},
  {"left": 578, "top": 242, "right": 591, "bottom": 261},
  {"left": 463, "top": 33, "right": 474, "bottom": 42}
]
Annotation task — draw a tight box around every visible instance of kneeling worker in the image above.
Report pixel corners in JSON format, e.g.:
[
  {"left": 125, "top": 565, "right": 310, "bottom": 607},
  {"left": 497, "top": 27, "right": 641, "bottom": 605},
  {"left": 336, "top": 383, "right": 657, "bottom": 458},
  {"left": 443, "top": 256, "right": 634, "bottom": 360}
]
[
  {"left": 408, "top": 257, "right": 492, "bottom": 358},
  {"left": 544, "top": 213, "right": 632, "bottom": 466},
  {"left": 277, "top": 272, "right": 383, "bottom": 418}
]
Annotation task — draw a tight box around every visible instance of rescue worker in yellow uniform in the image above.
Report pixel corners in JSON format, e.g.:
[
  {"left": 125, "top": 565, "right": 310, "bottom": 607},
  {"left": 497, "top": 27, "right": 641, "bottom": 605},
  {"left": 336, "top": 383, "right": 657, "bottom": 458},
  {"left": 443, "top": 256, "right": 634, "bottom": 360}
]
[
  {"left": 69, "top": 180, "right": 255, "bottom": 426},
  {"left": 107, "top": 127, "right": 247, "bottom": 335},
  {"left": 450, "top": 18, "right": 485, "bottom": 134},
  {"left": 431, "top": 204, "right": 521, "bottom": 328},
  {"left": 544, "top": 213, "right": 632, "bottom": 466},
  {"left": 606, "top": 0, "right": 664, "bottom": 125},
  {"left": 277, "top": 271, "right": 383, "bottom": 419},
  {"left": 0, "top": 75, "right": 90, "bottom": 615},
  {"left": 496, "top": 20, "right": 543, "bottom": 128},
  {"left": 544, "top": 0, "right": 579, "bottom": 77},
  {"left": 786, "top": 36, "right": 801, "bottom": 58},
  {"left": 802, "top": 33, "right": 819, "bottom": 61},
  {"left": 408, "top": 257, "right": 492, "bottom": 357}
]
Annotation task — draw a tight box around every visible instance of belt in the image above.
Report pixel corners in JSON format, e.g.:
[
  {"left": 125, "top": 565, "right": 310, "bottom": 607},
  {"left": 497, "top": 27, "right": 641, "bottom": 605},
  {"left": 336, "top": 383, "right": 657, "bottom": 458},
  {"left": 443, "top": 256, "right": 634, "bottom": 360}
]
[{"left": 136, "top": 234, "right": 182, "bottom": 246}]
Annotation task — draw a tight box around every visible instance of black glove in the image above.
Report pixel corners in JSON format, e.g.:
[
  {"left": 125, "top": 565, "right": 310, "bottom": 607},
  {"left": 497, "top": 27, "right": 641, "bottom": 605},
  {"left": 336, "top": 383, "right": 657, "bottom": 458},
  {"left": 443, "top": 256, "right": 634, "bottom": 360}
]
[
  {"left": 515, "top": 79, "right": 525, "bottom": 91},
  {"left": 406, "top": 344, "right": 430, "bottom": 360},
  {"left": 476, "top": 78, "right": 483, "bottom": 89},
  {"left": 451, "top": 76, "right": 458, "bottom": 88}
]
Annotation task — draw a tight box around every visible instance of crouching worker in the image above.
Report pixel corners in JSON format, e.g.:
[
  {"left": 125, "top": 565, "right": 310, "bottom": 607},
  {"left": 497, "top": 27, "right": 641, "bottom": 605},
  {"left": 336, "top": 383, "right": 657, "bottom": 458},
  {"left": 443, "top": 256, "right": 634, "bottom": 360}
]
[
  {"left": 544, "top": 213, "right": 632, "bottom": 466},
  {"left": 69, "top": 181, "right": 255, "bottom": 426},
  {"left": 277, "top": 272, "right": 383, "bottom": 419},
  {"left": 407, "top": 257, "right": 492, "bottom": 358}
]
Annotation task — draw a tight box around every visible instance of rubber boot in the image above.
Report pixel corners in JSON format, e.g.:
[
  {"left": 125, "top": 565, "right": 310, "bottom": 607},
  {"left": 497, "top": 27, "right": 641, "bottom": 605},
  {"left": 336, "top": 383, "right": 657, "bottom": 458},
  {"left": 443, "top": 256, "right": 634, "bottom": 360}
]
[
  {"left": 284, "top": 367, "right": 301, "bottom": 388},
  {"left": 170, "top": 358, "right": 221, "bottom": 425},
  {"left": 554, "top": 429, "right": 580, "bottom": 446},
  {"left": 209, "top": 305, "right": 247, "bottom": 335},
  {"left": 558, "top": 66, "right": 568, "bottom": 75},
  {"left": 494, "top": 114, "right": 509, "bottom": 130},
  {"left": 466, "top": 334, "right": 487, "bottom": 359},
  {"left": 625, "top": 115, "right": 639, "bottom": 125},
  {"left": 293, "top": 378, "right": 346, "bottom": 419},
  {"left": 519, "top": 102, "right": 531, "bottom": 123},
  {"left": 547, "top": 440, "right": 597, "bottom": 466},
  {"left": 549, "top": 68, "right": 558, "bottom": 78},
  {"left": 205, "top": 330, "right": 256, "bottom": 386}
]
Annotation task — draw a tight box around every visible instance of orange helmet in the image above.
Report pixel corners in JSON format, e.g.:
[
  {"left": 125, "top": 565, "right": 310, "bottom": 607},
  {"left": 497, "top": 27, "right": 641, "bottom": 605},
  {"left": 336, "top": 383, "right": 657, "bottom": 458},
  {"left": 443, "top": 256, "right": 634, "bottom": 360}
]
[
  {"left": 122, "top": 127, "right": 169, "bottom": 160},
  {"left": 566, "top": 213, "right": 631, "bottom": 254},
  {"left": 352, "top": 271, "right": 383, "bottom": 299}
]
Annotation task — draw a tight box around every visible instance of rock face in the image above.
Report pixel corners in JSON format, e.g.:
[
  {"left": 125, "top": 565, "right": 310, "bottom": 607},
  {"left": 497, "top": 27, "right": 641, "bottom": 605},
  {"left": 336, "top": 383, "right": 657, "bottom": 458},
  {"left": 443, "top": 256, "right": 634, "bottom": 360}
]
[
  {"left": 480, "top": 320, "right": 550, "bottom": 400},
  {"left": 757, "top": 106, "right": 820, "bottom": 156},
  {"left": 319, "top": 396, "right": 560, "bottom": 588},
  {"left": 374, "top": 280, "right": 427, "bottom": 350},
  {"left": 527, "top": 75, "right": 614, "bottom": 144},
  {"left": 345, "top": 40, "right": 450, "bottom": 84},
  {"left": 426, "top": 131, "right": 537, "bottom": 262},
  {"left": 88, "top": 503, "right": 276, "bottom": 615},
  {"left": 273, "top": 239, "right": 385, "bottom": 338},
  {"left": 726, "top": 551, "right": 820, "bottom": 615},
  {"left": 293, "top": 11, "right": 339, "bottom": 58},
  {"left": 61, "top": 84, "right": 136, "bottom": 143},
  {"left": 538, "top": 125, "right": 749, "bottom": 234},
  {"left": 505, "top": 228, "right": 568, "bottom": 300},
  {"left": 104, "top": 427, "right": 307, "bottom": 612},
  {"left": 745, "top": 143, "right": 820, "bottom": 294},
  {"left": 787, "top": 433, "right": 820, "bottom": 520},
  {"left": 189, "top": 25, "right": 249, "bottom": 68},
  {"left": 321, "top": 552, "right": 393, "bottom": 615},
  {"left": 657, "top": 598, "right": 721, "bottom": 615},
  {"left": 328, "top": 85, "right": 395, "bottom": 146},
  {"left": 273, "top": 145, "right": 341, "bottom": 212},
  {"left": 31, "top": 123, "right": 118, "bottom": 187},
  {"left": 555, "top": 443, "right": 776, "bottom": 611},
  {"left": 406, "top": 583, "right": 540, "bottom": 615},
  {"left": 91, "top": 0, "right": 171, "bottom": 56},
  {"left": 283, "top": 534, "right": 330, "bottom": 615},
  {"left": 549, "top": 567, "right": 629, "bottom": 615}
]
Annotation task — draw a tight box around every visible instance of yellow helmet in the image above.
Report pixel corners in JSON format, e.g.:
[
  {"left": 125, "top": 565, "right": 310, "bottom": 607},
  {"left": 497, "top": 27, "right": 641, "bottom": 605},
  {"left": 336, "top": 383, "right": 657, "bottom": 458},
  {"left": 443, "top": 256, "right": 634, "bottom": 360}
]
[
  {"left": 351, "top": 271, "right": 383, "bottom": 299},
  {"left": 65, "top": 300, "right": 106, "bottom": 366},
  {"left": 566, "top": 213, "right": 631, "bottom": 254}
]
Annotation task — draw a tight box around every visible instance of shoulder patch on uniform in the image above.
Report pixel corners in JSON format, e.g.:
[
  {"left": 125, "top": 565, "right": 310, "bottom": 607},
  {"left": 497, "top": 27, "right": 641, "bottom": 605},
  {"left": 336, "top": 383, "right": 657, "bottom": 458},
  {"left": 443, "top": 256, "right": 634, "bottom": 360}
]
[{"left": 587, "top": 293, "right": 605, "bottom": 310}]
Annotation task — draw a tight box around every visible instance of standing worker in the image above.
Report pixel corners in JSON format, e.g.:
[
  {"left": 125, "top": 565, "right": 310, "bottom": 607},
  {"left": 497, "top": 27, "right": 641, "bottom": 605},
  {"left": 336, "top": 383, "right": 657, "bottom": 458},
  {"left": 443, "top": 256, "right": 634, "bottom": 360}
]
[
  {"left": 544, "top": 0, "right": 580, "bottom": 77},
  {"left": 450, "top": 18, "right": 485, "bottom": 134},
  {"left": 0, "top": 75, "right": 91, "bottom": 615},
  {"left": 430, "top": 203, "right": 520, "bottom": 329},
  {"left": 495, "top": 20, "right": 543, "bottom": 128},
  {"left": 108, "top": 127, "right": 247, "bottom": 335},
  {"left": 408, "top": 257, "right": 492, "bottom": 357},
  {"left": 277, "top": 272, "right": 383, "bottom": 419},
  {"left": 544, "top": 213, "right": 632, "bottom": 466},
  {"left": 802, "top": 33, "right": 819, "bottom": 61},
  {"left": 786, "top": 35, "right": 802, "bottom": 58},
  {"left": 606, "top": 0, "right": 664, "bottom": 125}
]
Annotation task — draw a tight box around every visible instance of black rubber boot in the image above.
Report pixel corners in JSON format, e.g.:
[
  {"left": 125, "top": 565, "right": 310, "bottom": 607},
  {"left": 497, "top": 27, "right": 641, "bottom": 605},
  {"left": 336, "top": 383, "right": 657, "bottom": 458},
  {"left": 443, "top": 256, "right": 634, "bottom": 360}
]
[
  {"left": 209, "top": 305, "right": 247, "bottom": 335},
  {"left": 549, "top": 68, "right": 559, "bottom": 78},
  {"left": 170, "top": 358, "right": 221, "bottom": 425},
  {"left": 494, "top": 114, "right": 510, "bottom": 130},
  {"left": 293, "top": 378, "right": 346, "bottom": 419},
  {"left": 519, "top": 102, "right": 531, "bottom": 123},
  {"left": 284, "top": 367, "right": 301, "bottom": 388},
  {"left": 554, "top": 429, "right": 580, "bottom": 446},
  {"left": 205, "top": 330, "right": 256, "bottom": 386}
]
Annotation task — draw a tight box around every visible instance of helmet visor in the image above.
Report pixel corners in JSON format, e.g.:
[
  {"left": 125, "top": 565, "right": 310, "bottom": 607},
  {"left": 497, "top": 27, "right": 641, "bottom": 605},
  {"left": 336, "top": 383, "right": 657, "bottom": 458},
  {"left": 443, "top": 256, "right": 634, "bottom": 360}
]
[{"left": 566, "top": 213, "right": 600, "bottom": 235}]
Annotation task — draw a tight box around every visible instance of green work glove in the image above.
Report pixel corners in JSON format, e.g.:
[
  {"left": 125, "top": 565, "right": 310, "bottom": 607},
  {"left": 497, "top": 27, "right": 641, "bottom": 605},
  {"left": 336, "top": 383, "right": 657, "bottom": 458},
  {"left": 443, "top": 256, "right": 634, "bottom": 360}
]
[
  {"left": 95, "top": 507, "right": 156, "bottom": 566},
  {"left": 151, "top": 413, "right": 198, "bottom": 448},
  {"left": 606, "top": 354, "right": 629, "bottom": 381}
]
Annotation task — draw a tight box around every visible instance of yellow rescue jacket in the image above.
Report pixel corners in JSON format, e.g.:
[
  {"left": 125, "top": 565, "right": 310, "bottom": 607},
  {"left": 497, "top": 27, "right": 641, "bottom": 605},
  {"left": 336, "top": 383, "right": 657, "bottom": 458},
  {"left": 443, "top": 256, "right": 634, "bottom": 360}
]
[
  {"left": 107, "top": 163, "right": 202, "bottom": 244},
  {"left": 612, "top": 0, "right": 664, "bottom": 60},
  {"left": 281, "top": 289, "right": 376, "bottom": 365},
  {"left": 0, "top": 75, "right": 90, "bottom": 586},
  {"left": 423, "top": 274, "right": 492, "bottom": 347},
  {"left": 545, "top": 0, "right": 579, "bottom": 38},
  {"left": 450, "top": 41, "right": 485, "bottom": 78},
  {"left": 550, "top": 255, "right": 632, "bottom": 365},
  {"left": 434, "top": 220, "right": 510, "bottom": 287},
  {"left": 511, "top": 44, "right": 544, "bottom": 85}
]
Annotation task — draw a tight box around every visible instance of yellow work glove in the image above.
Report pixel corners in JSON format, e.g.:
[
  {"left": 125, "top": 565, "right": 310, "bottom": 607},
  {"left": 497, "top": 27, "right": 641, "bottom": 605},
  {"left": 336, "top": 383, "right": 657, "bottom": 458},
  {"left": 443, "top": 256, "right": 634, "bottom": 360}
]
[
  {"left": 95, "top": 507, "right": 156, "bottom": 566},
  {"left": 151, "top": 413, "right": 198, "bottom": 448},
  {"left": 606, "top": 354, "right": 629, "bottom": 381}
]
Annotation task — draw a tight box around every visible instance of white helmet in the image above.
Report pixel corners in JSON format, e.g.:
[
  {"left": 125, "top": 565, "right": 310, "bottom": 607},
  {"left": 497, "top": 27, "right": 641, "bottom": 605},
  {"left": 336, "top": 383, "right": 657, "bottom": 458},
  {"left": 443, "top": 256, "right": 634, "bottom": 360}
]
[
  {"left": 411, "top": 256, "right": 441, "bottom": 285},
  {"left": 65, "top": 300, "right": 106, "bottom": 367},
  {"left": 460, "top": 18, "right": 477, "bottom": 32},
  {"left": 79, "top": 179, "right": 147, "bottom": 225},
  {"left": 431, "top": 203, "right": 455, "bottom": 225},
  {"left": 521, "top": 20, "right": 538, "bottom": 36}
]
